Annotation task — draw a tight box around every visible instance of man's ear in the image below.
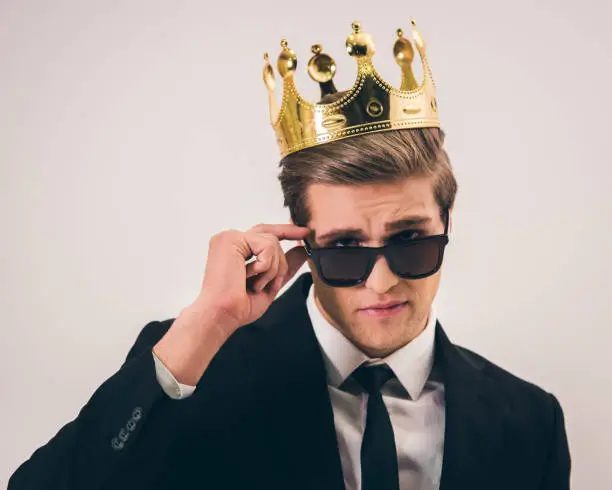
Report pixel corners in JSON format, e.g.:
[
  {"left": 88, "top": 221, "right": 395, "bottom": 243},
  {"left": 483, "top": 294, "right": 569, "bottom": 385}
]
[{"left": 448, "top": 206, "right": 454, "bottom": 233}]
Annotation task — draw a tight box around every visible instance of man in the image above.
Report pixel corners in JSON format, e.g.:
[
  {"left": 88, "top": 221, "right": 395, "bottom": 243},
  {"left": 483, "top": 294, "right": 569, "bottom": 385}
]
[{"left": 9, "top": 20, "right": 570, "bottom": 490}]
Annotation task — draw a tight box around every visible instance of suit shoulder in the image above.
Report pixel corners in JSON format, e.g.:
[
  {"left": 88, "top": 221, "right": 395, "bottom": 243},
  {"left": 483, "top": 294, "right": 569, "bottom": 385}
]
[{"left": 455, "top": 344, "right": 554, "bottom": 405}]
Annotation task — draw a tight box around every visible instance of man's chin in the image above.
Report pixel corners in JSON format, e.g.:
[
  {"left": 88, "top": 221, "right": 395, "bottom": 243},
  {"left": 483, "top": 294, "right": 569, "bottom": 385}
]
[{"left": 349, "top": 323, "right": 408, "bottom": 358}]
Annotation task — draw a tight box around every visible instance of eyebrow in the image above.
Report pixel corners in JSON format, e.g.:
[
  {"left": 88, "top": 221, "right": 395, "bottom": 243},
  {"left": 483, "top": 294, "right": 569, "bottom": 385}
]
[{"left": 315, "top": 216, "right": 433, "bottom": 245}]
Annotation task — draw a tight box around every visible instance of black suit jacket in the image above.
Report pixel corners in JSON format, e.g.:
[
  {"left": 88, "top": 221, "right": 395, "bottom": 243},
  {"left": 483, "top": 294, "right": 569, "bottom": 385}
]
[{"left": 9, "top": 272, "right": 571, "bottom": 490}]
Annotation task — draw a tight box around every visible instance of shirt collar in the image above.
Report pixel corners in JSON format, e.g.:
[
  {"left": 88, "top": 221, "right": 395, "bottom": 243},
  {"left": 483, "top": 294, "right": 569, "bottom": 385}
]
[{"left": 307, "top": 283, "right": 437, "bottom": 400}]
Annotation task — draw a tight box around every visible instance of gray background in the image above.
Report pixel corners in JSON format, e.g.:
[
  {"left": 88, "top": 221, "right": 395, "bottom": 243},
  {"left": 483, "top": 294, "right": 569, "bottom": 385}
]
[{"left": 1, "top": 0, "right": 610, "bottom": 488}]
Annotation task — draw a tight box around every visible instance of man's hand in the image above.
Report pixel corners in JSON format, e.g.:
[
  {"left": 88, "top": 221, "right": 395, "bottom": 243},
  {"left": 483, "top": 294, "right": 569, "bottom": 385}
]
[
  {"left": 197, "top": 223, "right": 310, "bottom": 335},
  {"left": 153, "top": 223, "right": 310, "bottom": 386}
]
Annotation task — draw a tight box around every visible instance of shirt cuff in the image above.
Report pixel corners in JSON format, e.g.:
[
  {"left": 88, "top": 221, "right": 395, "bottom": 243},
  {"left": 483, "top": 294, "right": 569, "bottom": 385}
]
[{"left": 152, "top": 350, "right": 196, "bottom": 399}]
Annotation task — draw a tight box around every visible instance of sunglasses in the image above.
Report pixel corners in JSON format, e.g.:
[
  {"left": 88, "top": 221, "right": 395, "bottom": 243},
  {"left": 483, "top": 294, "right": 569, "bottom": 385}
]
[{"left": 303, "top": 209, "right": 450, "bottom": 287}]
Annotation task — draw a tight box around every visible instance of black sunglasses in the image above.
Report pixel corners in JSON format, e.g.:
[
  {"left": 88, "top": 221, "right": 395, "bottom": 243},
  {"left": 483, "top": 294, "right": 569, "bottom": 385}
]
[{"left": 303, "top": 209, "right": 450, "bottom": 287}]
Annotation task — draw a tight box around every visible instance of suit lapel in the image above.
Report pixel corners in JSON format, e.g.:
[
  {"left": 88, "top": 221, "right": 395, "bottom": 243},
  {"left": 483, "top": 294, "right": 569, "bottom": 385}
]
[
  {"left": 436, "top": 323, "right": 510, "bottom": 490},
  {"left": 257, "top": 273, "right": 346, "bottom": 490}
]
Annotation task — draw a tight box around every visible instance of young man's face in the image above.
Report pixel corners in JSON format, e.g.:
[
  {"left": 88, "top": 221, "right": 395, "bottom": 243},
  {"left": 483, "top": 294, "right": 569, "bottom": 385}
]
[{"left": 303, "top": 176, "right": 451, "bottom": 358}]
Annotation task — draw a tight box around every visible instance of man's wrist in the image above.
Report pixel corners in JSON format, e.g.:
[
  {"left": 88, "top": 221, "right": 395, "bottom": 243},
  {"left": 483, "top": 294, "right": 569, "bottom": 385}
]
[
  {"left": 187, "top": 296, "right": 240, "bottom": 338},
  {"left": 152, "top": 302, "right": 234, "bottom": 386}
]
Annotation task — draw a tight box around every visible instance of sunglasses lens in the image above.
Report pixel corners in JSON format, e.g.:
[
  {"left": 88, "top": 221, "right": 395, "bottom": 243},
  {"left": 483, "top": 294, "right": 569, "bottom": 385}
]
[
  {"left": 317, "top": 247, "right": 370, "bottom": 284},
  {"left": 387, "top": 237, "right": 445, "bottom": 277}
]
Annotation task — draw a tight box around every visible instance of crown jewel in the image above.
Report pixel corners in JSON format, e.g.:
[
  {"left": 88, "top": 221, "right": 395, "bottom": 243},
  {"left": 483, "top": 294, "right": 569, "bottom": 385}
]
[{"left": 263, "top": 20, "right": 440, "bottom": 158}]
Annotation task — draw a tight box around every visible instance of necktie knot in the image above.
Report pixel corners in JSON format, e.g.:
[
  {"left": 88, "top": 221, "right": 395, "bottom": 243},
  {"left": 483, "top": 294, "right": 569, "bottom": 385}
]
[{"left": 352, "top": 363, "right": 395, "bottom": 395}]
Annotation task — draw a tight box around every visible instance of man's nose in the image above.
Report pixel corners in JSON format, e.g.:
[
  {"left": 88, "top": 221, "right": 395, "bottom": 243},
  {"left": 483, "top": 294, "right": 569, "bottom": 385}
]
[{"left": 364, "top": 254, "right": 400, "bottom": 294}]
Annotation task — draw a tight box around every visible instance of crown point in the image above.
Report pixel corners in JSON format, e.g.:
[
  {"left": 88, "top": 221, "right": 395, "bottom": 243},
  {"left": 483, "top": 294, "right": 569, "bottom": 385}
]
[
  {"left": 394, "top": 31, "right": 418, "bottom": 90},
  {"left": 346, "top": 24, "right": 375, "bottom": 58},
  {"left": 394, "top": 34, "right": 414, "bottom": 65},
  {"left": 263, "top": 56, "right": 276, "bottom": 91},
  {"left": 410, "top": 20, "right": 426, "bottom": 54},
  {"left": 308, "top": 46, "right": 336, "bottom": 84},
  {"left": 277, "top": 41, "right": 297, "bottom": 78}
]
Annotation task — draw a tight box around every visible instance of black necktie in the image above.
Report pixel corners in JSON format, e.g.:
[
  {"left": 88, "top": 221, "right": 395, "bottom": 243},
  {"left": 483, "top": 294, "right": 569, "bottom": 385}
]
[{"left": 352, "top": 363, "right": 400, "bottom": 490}]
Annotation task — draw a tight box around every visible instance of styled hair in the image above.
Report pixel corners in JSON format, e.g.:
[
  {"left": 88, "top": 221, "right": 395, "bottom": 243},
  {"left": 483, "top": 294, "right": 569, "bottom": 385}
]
[{"left": 277, "top": 127, "right": 458, "bottom": 227}]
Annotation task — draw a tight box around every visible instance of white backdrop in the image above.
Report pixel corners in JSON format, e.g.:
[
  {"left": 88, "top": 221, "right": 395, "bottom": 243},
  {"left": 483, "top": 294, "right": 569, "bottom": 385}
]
[{"left": 1, "top": 0, "right": 610, "bottom": 487}]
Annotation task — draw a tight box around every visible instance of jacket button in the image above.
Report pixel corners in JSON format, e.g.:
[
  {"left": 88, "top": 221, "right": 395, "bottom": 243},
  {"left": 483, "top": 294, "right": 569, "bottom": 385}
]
[
  {"left": 118, "top": 428, "right": 129, "bottom": 442},
  {"left": 111, "top": 437, "right": 124, "bottom": 451},
  {"left": 126, "top": 419, "right": 137, "bottom": 431},
  {"left": 132, "top": 407, "right": 143, "bottom": 420}
]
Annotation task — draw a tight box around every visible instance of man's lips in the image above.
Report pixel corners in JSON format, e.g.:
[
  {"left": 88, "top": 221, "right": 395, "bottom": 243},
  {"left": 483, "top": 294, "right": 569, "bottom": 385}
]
[
  {"left": 360, "top": 300, "right": 408, "bottom": 310},
  {"left": 358, "top": 301, "right": 409, "bottom": 317}
]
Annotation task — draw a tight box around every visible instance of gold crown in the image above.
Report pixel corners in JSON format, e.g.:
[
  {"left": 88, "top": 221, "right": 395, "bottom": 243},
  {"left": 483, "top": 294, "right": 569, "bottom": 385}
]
[{"left": 263, "top": 20, "right": 440, "bottom": 158}]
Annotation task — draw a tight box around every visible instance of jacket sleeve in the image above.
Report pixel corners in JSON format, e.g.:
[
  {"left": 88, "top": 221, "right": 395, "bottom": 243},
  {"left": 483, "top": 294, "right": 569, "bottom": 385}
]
[
  {"left": 8, "top": 319, "right": 183, "bottom": 490},
  {"left": 538, "top": 393, "right": 572, "bottom": 490}
]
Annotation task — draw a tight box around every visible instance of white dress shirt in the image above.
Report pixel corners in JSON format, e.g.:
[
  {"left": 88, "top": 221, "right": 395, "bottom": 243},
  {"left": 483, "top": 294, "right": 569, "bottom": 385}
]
[
  {"left": 152, "top": 284, "right": 445, "bottom": 490},
  {"left": 306, "top": 284, "right": 445, "bottom": 490}
]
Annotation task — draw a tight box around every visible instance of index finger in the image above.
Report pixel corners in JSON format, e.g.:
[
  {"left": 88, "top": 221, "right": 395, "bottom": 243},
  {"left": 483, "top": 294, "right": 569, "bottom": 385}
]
[{"left": 248, "top": 223, "right": 310, "bottom": 241}]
